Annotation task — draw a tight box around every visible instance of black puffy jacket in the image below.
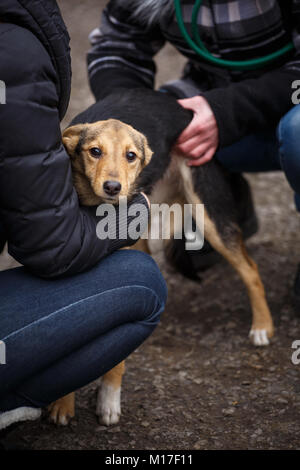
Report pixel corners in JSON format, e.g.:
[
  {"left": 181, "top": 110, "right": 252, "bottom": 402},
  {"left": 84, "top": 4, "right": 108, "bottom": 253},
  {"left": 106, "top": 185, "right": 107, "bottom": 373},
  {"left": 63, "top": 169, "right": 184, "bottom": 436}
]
[{"left": 0, "top": 0, "right": 148, "bottom": 278}]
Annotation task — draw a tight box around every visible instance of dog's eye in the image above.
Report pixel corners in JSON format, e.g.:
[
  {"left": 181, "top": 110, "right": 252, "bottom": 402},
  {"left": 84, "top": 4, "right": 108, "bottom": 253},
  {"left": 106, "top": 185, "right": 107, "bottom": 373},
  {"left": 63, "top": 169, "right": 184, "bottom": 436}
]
[
  {"left": 126, "top": 151, "right": 137, "bottom": 162},
  {"left": 89, "top": 147, "right": 102, "bottom": 158}
]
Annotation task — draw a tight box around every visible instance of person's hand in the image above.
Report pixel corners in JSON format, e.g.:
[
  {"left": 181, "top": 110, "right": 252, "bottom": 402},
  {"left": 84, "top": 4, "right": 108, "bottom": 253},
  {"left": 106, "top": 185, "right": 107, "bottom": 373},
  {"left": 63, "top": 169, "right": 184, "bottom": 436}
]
[{"left": 174, "top": 96, "right": 219, "bottom": 166}]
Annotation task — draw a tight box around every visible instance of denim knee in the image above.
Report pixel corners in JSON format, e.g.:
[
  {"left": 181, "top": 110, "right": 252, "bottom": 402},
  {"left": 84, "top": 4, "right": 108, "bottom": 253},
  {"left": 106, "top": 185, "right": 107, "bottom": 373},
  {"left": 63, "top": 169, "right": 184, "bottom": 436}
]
[
  {"left": 277, "top": 105, "right": 300, "bottom": 201},
  {"left": 108, "top": 250, "right": 167, "bottom": 327},
  {"left": 123, "top": 250, "right": 168, "bottom": 310},
  {"left": 277, "top": 105, "right": 300, "bottom": 160}
]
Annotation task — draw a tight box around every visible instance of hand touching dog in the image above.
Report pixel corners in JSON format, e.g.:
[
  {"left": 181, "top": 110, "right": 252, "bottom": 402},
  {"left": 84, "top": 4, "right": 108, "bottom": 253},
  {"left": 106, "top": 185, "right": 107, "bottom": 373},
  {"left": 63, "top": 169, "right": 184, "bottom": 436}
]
[{"left": 174, "top": 95, "right": 219, "bottom": 166}]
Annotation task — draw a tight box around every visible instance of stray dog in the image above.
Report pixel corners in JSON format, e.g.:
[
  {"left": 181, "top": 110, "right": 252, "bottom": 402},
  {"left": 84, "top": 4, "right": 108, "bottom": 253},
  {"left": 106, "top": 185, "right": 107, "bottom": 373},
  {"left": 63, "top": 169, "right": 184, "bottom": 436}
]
[
  {"left": 48, "top": 117, "right": 152, "bottom": 426},
  {"left": 49, "top": 88, "right": 274, "bottom": 426}
]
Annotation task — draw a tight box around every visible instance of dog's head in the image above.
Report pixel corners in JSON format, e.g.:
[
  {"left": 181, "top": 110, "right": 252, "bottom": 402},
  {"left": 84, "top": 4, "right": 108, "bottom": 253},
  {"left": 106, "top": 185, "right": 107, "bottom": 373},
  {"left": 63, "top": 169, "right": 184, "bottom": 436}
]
[{"left": 63, "top": 119, "right": 153, "bottom": 205}]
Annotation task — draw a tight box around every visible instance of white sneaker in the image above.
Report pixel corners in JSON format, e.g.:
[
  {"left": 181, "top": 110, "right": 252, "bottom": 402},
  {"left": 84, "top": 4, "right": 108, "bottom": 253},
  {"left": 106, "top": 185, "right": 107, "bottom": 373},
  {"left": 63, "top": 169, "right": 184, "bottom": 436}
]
[{"left": 0, "top": 407, "right": 41, "bottom": 430}]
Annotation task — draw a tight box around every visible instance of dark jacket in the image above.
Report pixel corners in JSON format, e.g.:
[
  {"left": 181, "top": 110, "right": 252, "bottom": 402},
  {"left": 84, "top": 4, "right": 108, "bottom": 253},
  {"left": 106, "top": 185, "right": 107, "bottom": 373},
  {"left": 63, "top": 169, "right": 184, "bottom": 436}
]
[
  {"left": 88, "top": 0, "right": 300, "bottom": 148},
  {"left": 0, "top": 0, "right": 148, "bottom": 278}
]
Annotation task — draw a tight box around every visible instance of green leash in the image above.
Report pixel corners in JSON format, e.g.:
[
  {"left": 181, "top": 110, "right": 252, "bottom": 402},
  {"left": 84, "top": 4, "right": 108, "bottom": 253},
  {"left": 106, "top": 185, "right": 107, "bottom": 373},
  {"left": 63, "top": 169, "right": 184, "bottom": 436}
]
[{"left": 174, "top": 0, "right": 294, "bottom": 70}]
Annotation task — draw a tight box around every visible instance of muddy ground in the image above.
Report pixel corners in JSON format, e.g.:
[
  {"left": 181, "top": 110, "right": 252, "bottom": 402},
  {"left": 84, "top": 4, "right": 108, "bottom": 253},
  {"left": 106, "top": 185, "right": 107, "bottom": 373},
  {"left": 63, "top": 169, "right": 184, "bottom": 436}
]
[{"left": 9, "top": 0, "right": 300, "bottom": 450}]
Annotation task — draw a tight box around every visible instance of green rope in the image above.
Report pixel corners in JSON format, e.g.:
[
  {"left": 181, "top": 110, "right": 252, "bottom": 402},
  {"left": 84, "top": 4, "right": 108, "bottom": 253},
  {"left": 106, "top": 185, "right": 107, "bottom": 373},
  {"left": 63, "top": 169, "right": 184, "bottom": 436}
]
[{"left": 174, "top": 0, "right": 294, "bottom": 70}]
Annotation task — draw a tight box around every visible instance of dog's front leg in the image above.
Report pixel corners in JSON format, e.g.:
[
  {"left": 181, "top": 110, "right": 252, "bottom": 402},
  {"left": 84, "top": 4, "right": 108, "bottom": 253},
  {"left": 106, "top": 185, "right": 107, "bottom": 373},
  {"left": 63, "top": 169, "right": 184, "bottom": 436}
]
[
  {"left": 48, "top": 392, "right": 75, "bottom": 426},
  {"left": 96, "top": 361, "right": 125, "bottom": 426}
]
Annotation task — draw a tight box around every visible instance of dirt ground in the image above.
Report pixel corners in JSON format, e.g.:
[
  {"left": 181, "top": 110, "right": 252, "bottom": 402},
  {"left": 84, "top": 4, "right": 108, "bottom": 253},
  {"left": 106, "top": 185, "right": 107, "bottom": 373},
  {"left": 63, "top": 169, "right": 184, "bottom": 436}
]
[{"left": 9, "top": 0, "right": 300, "bottom": 450}]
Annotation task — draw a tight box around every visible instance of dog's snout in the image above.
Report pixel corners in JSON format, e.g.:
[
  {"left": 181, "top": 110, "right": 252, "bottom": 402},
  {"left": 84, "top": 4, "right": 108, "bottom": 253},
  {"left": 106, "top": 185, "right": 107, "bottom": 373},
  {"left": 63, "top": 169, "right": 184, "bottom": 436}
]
[{"left": 103, "top": 180, "right": 122, "bottom": 196}]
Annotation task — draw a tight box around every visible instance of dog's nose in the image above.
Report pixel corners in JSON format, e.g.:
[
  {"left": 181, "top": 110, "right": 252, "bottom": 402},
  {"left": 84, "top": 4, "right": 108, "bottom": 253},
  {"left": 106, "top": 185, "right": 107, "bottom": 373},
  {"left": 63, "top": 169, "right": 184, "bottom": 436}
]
[{"left": 103, "top": 180, "right": 122, "bottom": 196}]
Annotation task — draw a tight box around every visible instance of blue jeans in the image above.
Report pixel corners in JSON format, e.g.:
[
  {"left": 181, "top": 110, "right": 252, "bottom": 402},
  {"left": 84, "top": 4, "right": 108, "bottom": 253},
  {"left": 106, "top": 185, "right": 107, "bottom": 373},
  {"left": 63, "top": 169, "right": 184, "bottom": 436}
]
[
  {"left": 215, "top": 105, "right": 300, "bottom": 211},
  {"left": 0, "top": 250, "right": 167, "bottom": 412}
]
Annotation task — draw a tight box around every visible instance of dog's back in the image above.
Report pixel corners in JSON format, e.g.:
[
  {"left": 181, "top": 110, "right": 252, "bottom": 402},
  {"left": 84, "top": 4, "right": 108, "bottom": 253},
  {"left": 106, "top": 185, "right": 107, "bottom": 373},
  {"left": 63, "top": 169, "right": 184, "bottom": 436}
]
[
  {"left": 69, "top": 88, "right": 240, "bottom": 276},
  {"left": 70, "top": 88, "right": 192, "bottom": 193}
]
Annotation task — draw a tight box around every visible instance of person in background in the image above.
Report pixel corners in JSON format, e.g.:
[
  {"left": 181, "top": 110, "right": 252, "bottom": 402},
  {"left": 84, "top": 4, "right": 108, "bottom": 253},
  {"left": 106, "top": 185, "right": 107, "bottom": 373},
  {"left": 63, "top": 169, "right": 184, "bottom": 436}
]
[
  {"left": 0, "top": 0, "right": 167, "bottom": 449},
  {"left": 87, "top": 0, "right": 300, "bottom": 310}
]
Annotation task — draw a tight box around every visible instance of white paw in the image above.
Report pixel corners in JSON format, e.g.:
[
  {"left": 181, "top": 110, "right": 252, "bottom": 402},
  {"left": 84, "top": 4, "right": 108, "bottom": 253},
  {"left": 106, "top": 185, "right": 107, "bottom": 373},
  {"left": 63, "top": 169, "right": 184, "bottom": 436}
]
[
  {"left": 96, "top": 383, "right": 121, "bottom": 426},
  {"left": 249, "top": 328, "right": 270, "bottom": 346}
]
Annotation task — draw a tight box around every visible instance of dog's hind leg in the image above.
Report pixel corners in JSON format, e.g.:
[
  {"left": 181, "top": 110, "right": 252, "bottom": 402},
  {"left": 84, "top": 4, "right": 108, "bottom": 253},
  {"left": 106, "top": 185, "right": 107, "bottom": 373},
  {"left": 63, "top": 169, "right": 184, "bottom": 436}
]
[
  {"left": 96, "top": 361, "right": 125, "bottom": 425},
  {"left": 178, "top": 159, "right": 274, "bottom": 346},
  {"left": 202, "top": 214, "right": 274, "bottom": 345}
]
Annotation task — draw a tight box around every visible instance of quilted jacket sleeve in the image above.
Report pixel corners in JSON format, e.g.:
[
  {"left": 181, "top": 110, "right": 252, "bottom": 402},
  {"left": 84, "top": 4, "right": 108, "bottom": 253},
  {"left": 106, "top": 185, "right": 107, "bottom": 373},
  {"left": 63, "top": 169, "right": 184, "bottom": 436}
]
[{"left": 0, "top": 24, "right": 149, "bottom": 278}]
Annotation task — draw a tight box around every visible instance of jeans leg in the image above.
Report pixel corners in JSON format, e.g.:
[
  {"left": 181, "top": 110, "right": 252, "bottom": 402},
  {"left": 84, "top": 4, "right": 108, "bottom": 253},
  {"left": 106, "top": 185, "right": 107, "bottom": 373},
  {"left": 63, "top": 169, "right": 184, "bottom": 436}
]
[
  {"left": 215, "top": 107, "right": 300, "bottom": 212},
  {"left": 215, "top": 129, "right": 280, "bottom": 173},
  {"left": 277, "top": 105, "right": 300, "bottom": 211},
  {"left": 0, "top": 250, "right": 167, "bottom": 411}
]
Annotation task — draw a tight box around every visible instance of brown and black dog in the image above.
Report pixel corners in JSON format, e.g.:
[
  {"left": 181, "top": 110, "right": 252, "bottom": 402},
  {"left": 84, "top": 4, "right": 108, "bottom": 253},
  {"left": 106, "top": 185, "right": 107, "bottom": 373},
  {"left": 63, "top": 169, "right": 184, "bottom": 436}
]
[
  {"left": 48, "top": 118, "right": 152, "bottom": 426},
  {"left": 49, "top": 88, "right": 274, "bottom": 426}
]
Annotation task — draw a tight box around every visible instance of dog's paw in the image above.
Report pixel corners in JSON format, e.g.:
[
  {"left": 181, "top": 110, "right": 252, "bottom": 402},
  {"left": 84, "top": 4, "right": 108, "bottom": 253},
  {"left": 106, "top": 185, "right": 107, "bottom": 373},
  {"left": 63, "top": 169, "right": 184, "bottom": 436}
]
[
  {"left": 48, "top": 395, "right": 75, "bottom": 426},
  {"left": 96, "top": 383, "right": 121, "bottom": 426},
  {"left": 249, "top": 328, "right": 271, "bottom": 346}
]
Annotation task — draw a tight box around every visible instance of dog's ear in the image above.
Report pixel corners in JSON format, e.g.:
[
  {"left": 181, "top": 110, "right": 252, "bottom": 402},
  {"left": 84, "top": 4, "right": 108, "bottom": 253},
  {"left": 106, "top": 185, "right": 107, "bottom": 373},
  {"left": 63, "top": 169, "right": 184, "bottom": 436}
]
[
  {"left": 62, "top": 124, "right": 86, "bottom": 157},
  {"left": 142, "top": 135, "right": 153, "bottom": 167}
]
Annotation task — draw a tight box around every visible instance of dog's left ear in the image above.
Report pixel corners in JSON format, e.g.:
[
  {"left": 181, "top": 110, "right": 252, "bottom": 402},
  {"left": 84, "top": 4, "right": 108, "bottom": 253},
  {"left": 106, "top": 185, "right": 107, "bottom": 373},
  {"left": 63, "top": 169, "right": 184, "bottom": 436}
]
[
  {"left": 142, "top": 136, "right": 153, "bottom": 167},
  {"left": 62, "top": 124, "right": 87, "bottom": 158}
]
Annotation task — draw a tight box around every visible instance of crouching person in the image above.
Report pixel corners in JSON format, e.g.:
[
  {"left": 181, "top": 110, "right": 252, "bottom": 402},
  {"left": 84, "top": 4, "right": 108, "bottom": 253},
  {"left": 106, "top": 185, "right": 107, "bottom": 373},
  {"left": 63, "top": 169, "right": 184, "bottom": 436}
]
[{"left": 0, "top": 0, "right": 167, "bottom": 449}]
